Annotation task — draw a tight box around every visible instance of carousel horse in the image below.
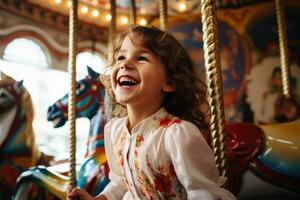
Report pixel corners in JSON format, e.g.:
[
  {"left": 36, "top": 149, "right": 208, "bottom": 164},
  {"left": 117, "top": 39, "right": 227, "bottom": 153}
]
[
  {"left": 46, "top": 66, "right": 110, "bottom": 194},
  {"left": 0, "top": 72, "right": 53, "bottom": 199},
  {"left": 226, "top": 121, "right": 300, "bottom": 197},
  {"left": 13, "top": 67, "right": 110, "bottom": 199},
  {"left": 254, "top": 121, "right": 300, "bottom": 191}
]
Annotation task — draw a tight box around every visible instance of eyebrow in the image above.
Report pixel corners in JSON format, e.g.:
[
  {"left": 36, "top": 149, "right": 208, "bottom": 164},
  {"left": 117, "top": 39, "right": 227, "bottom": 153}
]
[{"left": 117, "top": 49, "right": 152, "bottom": 54}]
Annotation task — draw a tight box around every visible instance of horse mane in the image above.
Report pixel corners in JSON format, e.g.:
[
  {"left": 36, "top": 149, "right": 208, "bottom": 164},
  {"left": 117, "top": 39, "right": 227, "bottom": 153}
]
[
  {"left": 0, "top": 71, "right": 14, "bottom": 83},
  {"left": 0, "top": 72, "right": 41, "bottom": 166},
  {"left": 21, "top": 86, "right": 41, "bottom": 166}
]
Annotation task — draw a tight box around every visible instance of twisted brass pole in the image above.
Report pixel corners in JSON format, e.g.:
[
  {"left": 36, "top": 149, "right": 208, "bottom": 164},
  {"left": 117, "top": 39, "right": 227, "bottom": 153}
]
[
  {"left": 108, "top": 0, "right": 116, "bottom": 63},
  {"left": 68, "top": 0, "right": 78, "bottom": 191},
  {"left": 275, "top": 0, "right": 291, "bottom": 97},
  {"left": 130, "top": 0, "right": 137, "bottom": 25},
  {"left": 159, "top": 0, "right": 168, "bottom": 31},
  {"left": 200, "top": 0, "right": 228, "bottom": 179}
]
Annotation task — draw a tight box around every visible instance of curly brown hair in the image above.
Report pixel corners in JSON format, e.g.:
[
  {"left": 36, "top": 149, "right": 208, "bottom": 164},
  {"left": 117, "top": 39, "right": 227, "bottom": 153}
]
[{"left": 110, "top": 25, "right": 209, "bottom": 133}]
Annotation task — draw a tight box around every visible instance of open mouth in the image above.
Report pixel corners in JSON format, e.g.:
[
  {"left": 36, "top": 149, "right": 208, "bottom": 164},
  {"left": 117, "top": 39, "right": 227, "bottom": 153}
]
[{"left": 118, "top": 76, "right": 139, "bottom": 86}]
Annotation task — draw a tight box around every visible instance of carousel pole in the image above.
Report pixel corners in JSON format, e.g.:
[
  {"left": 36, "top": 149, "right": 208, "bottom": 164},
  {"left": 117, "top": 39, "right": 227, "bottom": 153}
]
[
  {"left": 130, "top": 0, "right": 137, "bottom": 25},
  {"left": 104, "top": 0, "right": 117, "bottom": 120},
  {"left": 159, "top": 0, "right": 168, "bottom": 31},
  {"left": 108, "top": 0, "right": 116, "bottom": 63},
  {"left": 200, "top": 0, "right": 228, "bottom": 181},
  {"left": 67, "top": 0, "right": 78, "bottom": 193},
  {"left": 275, "top": 0, "right": 291, "bottom": 97}
]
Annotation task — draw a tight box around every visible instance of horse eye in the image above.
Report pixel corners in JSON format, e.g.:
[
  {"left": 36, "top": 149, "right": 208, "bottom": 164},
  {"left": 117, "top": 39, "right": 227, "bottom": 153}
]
[
  {"left": 0, "top": 92, "right": 7, "bottom": 98},
  {"left": 79, "top": 83, "right": 85, "bottom": 91}
]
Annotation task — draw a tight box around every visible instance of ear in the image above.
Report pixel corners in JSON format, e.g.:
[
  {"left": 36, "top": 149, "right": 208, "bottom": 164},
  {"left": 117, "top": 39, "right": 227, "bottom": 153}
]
[
  {"left": 17, "top": 80, "right": 24, "bottom": 87},
  {"left": 162, "top": 80, "right": 176, "bottom": 93},
  {"left": 87, "top": 66, "right": 100, "bottom": 79}
]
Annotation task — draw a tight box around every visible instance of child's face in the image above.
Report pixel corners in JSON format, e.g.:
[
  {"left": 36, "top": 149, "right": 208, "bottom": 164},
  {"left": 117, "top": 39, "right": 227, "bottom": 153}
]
[{"left": 111, "top": 35, "right": 174, "bottom": 108}]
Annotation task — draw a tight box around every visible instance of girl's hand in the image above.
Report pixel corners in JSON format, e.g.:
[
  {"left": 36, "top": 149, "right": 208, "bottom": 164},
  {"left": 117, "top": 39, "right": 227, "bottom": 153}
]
[
  {"left": 67, "top": 188, "right": 94, "bottom": 200},
  {"left": 67, "top": 188, "right": 108, "bottom": 200}
]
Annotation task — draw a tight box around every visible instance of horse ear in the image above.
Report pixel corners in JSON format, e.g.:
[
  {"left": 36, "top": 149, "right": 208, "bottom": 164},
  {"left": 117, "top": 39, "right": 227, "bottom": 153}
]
[
  {"left": 87, "top": 66, "right": 99, "bottom": 79},
  {"left": 13, "top": 80, "right": 24, "bottom": 92},
  {"left": 17, "top": 80, "right": 24, "bottom": 87}
]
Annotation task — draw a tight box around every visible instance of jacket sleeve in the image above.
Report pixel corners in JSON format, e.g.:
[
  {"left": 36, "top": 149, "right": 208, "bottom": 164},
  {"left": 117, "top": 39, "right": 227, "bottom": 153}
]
[
  {"left": 164, "top": 121, "right": 236, "bottom": 200},
  {"left": 100, "top": 119, "right": 127, "bottom": 200}
]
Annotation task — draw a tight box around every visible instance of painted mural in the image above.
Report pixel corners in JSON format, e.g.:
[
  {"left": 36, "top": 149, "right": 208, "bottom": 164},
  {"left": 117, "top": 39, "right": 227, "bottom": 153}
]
[
  {"left": 246, "top": 6, "right": 300, "bottom": 123},
  {"left": 168, "top": 3, "right": 300, "bottom": 123},
  {"left": 170, "top": 20, "right": 251, "bottom": 122},
  {"left": 247, "top": 57, "right": 300, "bottom": 123}
]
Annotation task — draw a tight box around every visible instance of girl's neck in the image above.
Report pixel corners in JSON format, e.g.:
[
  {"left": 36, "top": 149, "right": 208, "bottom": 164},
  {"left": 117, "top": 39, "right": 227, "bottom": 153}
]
[{"left": 126, "top": 103, "right": 162, "bottom": 132}]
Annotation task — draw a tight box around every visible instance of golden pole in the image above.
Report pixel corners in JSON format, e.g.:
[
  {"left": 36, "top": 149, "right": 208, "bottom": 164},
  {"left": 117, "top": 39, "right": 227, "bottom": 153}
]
[
  {"left": 200, "top": 0, "right": 228, "bottom": 180},
  {"left": 275, "top": 0, "right": 291, "bottom": 97},
  {"left": 159, "top": 0, "right": 168, "bottom": 31},
  {"left": 108, "top": 0, "right": 116, "bottom": 63},
  {"left": 68, "top": 0, "right": 78, "bottom": 192},
  {"left": 130, "top": 0, "right": 137, "bottom": 25}
]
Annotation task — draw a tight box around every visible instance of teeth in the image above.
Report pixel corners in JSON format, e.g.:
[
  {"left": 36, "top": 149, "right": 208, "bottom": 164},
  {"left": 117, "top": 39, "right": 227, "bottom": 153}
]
[
  {"left": 119, "top": 77, "right": 137, "bottom": 84},
  {"left": 118, "top": 76, "right": 138, "bottom": 85}
]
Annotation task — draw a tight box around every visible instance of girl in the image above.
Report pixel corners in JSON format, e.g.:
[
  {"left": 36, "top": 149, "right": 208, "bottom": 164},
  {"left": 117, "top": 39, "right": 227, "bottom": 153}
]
[{"left": 68, "top": 25, "right": 235, "bottom": 200}]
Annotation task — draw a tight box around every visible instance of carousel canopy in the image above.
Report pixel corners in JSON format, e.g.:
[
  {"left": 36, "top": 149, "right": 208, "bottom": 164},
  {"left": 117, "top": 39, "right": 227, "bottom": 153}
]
[{"left": 24, "top": 0, "right": 272, "bottom": 28}]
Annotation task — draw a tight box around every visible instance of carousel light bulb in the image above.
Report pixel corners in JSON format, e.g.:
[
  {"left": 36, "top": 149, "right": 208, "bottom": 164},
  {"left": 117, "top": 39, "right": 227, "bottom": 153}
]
[
  {"left": 178, "top": 2, "right": 187, "bottom": 12},
  {"left": 105, "top": 13, "right": 112, "bottom": 21},
  {"left": 120, "top": 16, "right": 129, "bottom": 25},
  {"left": 92, "top": 9, "right": 99, "bottom": 17},
  {"left": 67, "top": 0, "right": 72, "bottom": 7},
  {"left": 139, "top": 18, "right": 147, "bottom": 26},
  {"left": 54, "top": 0, "right": 62, "bottom": 4},
  {"left": 140, "top": 8, "right": 146, "bottom": 14},
  {"left": 91, "top": 0, "right": 98, "bottom": 6},
  {"left": 105, "top": 2, "right": 111, "bottom": 9},
  {"left": 81, "top": 5, "right": 89, "bottom": 14}
]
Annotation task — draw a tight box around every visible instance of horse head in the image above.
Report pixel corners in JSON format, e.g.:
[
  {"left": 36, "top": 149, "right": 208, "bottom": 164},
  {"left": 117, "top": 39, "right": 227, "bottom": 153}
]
[
  {"left": 0, "top": 72, "right": 53, "bottom": 197},
  {"left": 46, "top": 67, "right": 110, "bottom": 195},
  {"left": 47, "top": 66, "right": 105, "bottom": 128},
  {"left": 0, "top": 77, "right": 25, "bottom": 147},
  {"left": 0, "top": 79, "right": 23, "bottom": 114}
]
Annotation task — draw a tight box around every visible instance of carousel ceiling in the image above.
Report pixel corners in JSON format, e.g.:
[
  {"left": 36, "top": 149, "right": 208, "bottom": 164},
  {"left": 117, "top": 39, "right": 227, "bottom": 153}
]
[{"left": 26, "top": 0, "right": 272, "bottom": 28}]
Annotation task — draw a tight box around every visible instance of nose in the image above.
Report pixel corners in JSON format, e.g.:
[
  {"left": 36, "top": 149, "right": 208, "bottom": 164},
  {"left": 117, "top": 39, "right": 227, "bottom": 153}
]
[{"left": 120, "top": 60, "right": 132, "bottom": 70}]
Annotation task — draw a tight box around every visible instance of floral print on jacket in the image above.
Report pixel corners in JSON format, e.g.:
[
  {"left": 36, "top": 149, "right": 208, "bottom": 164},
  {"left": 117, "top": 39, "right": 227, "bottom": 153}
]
[{"left": 101, "top": 108, "right": 236, "bottom": 200}]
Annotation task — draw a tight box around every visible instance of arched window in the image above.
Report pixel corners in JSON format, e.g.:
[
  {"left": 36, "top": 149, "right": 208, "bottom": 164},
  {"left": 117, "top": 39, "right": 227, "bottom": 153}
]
[
  {"left": 0, "top": 37, "right": 89, "bottom": 163},
  {"left": 0, "top": 39, "right": 110, "bottom": 163},
  {"left": 3, "top": 38, "right": 50, "bottom": 68},
  {"left": 76, "top": 51, "right": 107, "bottom": 79}
]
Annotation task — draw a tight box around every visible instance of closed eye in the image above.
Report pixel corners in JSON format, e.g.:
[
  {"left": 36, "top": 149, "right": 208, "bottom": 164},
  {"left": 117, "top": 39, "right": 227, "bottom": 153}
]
[
  {"left": 116, "top": 55, "right": 125, "bottom": 61},
  {"left": 137, "top": 56, "right": 149, "bottom": 61}
]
